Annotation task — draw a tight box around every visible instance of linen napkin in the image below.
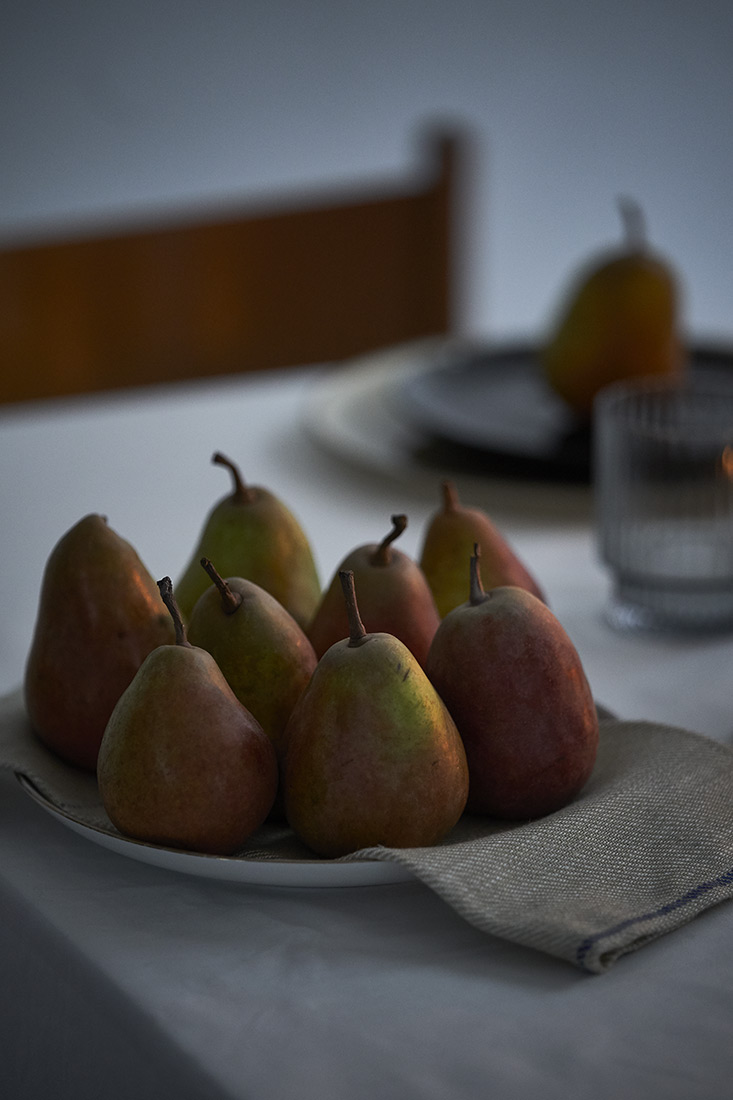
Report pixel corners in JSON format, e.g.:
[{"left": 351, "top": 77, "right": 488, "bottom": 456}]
[{"left": 2, "top": 687, "right": 733, "bottom": 974}]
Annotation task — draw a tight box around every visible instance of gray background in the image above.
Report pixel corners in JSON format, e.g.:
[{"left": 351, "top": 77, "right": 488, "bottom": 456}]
[{"left": 2, "top": 0, "right": 731, "bottom": 344}]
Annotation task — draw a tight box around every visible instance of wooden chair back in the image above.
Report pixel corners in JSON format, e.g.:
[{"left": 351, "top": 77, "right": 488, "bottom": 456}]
[{"left": 0, "top": 128, "right": 462, "bottom": 404}]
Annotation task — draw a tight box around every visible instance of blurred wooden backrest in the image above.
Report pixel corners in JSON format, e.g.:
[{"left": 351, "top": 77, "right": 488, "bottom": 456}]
[{"left": 0, "top": 129, "right": 462, "bottom": 404}]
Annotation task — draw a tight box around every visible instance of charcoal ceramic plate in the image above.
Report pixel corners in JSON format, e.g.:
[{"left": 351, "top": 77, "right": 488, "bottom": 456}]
[{"left": 398, "top": 342, "right": 733, "bottom": 483}]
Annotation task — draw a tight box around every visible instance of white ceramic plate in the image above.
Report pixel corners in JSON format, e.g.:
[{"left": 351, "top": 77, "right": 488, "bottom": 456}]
[{"left": 17, "top": 775, "right": 415, "bottom": 888}]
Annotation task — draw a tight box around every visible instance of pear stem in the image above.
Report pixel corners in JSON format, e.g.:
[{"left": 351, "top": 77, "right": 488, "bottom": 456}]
[
  {"left": 370, "top": 514, "right": 407, "bottom": 567},
  {"left": 617, "top": 196, "right": 646, "bottom": 251},
  {"left": 212, "top": 452, "right": 257, "bottom": 504},
  {"left": 157, "top": 577, "right": 192, "bottom": 646},
  {"left": 339, "top": 570, "right": 369, "bottom": 647},
  {"left": 469, "top": 544, "right": 489, "bottom": 606},
  {"left": 442, "top": 480, "right": 461, "bottom": 513},
  {"left": 200, "top": 558, "right": 242, "bottom": 614}
]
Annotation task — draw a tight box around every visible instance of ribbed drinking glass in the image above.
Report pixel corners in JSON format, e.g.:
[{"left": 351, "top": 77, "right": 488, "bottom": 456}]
[{"left": 594, "top": 375, "right": 733, "bottom": 632}]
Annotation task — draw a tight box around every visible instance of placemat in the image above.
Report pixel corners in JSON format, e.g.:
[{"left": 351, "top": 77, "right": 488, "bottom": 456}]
[{"left": 2, "top": 687, "right": 732, "bottom": 974}]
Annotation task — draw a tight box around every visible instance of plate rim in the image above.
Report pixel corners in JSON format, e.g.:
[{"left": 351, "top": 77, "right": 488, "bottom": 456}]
[{"left": 15, "top": 773, "right": 415, "bottom": 888}]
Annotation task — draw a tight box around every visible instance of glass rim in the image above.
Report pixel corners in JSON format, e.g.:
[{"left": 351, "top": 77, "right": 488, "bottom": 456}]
[{"left": 593, "top": 372, "right": 733, "bottom": 416}]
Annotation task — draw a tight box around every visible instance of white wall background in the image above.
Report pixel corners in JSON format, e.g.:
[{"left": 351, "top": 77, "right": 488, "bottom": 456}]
[{"left": 2, "top": 0, "right": 731, "bottom": 344}]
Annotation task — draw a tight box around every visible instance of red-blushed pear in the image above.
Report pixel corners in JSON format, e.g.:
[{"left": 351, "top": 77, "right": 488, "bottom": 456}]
[
  {"left": 419, "top": 482, "right": 545, "bottom": 619},
  {"left": 24, "top": 514, "right": 175, "bottom": 771},
  {"left": 97, "top": 578, "right": 278, "bottom": 855},
  {"left": 284, "top": 570, "right": 469, "bottom": 858},
  {"left": 425, "top": 546, "right": 598, "bottom": 819},
  {"left": 307, "top": 514, "right": 440, "bottom": 668}
]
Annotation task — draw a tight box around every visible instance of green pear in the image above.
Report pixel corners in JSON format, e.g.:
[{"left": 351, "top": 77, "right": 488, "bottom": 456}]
[
  {"left": 97, "top": 578, "right": 278, "bottom": 855},
  {"left": 24, "top": 514, "right": 175, "bottom": 771},
  {"left": 541, "top": 199, "right": 685, "bottom": 419},
  {"left": 425, "top": 546, "right": 598, "bottom": 819},
  {"left": 187, "top": 558, "right": 317, "bottom": 760},
  {"left": 284, "top": 570, "right": 469, "bottom": 858},
  {"left": 175, "top": 453, "right": 321, "bottom": 628},
  {"left": 419, "top": 482, "right": 545, "bottom": 618},
  {"left": 307, "top": 515, "right": 440, "bottom": 667}
]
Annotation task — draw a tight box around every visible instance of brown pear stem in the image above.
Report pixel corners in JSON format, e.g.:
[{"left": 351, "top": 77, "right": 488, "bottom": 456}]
[
  {"left": 617, "top": 196, "right": 646, "bottom": 251},
  {"left": 469, "top": 544, "right": 489, "bottom": 606},
  {"left": 442, "top": 480, "right": 461, "bottom": 513},
  {"left": 370, "top": 514, "right": 407, "bottom": 567},
  {"left": 200, "top": 558, "right": 242, "bottom": 614},
  {"left": 212, "top": 452, "right": 257, "bottom": 504},
  {"left": 157, "top": 577, "right": 192, "bottom": 646},
  {"left": 339, "top": 570, "right": 369, "bottom": 647}
]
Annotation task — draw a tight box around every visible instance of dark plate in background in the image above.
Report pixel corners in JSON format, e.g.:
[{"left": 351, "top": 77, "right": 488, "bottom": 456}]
[{"left": 399, "top": 342, "right": 733, "bottom": 484}]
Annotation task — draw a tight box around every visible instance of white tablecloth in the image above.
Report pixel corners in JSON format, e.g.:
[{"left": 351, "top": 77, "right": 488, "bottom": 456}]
[{"left": 2, "top": 350, "right": 733, "bottom": 1098}]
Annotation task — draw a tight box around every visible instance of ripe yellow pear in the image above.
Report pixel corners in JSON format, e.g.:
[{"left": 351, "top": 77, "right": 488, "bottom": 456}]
[{"left": 541, "top": 199, "right": 685, "bottom": 420}]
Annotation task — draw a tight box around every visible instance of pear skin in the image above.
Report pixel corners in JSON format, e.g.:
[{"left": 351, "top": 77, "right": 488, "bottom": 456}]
[
  {"left": 425, "top": 548, "right": 598, "bottom": 819},
  {"left": 419, "top": 482, "right": 545, "bottom": 618},
  {"left": 175, "top": 453, "right": 321, "bottom": 629},
  {"left": 542, "top": 199, "right": 685, "bottom": 420},
  {"left": 97, "top": 579, "right": 278, "bottom": 855},
  {"left": 284, "top": 571, "right": 469, "bottom": 858},
  {"left": 187, "top": 559, "right": 317, "bottom": 759},
  {"left": 307, "top": 515, "right": 440, "bottom": 667},
  {"left": 24, "top": 514, "right": 175, "bottom": 771}
]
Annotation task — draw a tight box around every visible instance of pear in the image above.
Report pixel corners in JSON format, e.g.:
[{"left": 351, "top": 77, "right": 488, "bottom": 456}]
[
  {"left": 425, "top": 546, "right": 598, "bottom": 819},
  {"left": 419, "top": 482, "right": 545, "bottom": 618},
  {"left": 97, "top": 578, "right": 278, "bottom": 855},
  {"left": 307, "top": 514, "right": 440, "bottom": 667},
  {"left": 541, "top": 198, "right": 685, "bottom": 420},
  {"left": 284, "top": 570, "right": 469, "bottom": 858},
  {"left": 24, "top": 514, "right": 175, "bottom": 771},
  {"left": 175, "top": 453, "right": 321, "bottom": 629},
  {"left": 187, "top": 558, "right": 317, "bottom": 760}
]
